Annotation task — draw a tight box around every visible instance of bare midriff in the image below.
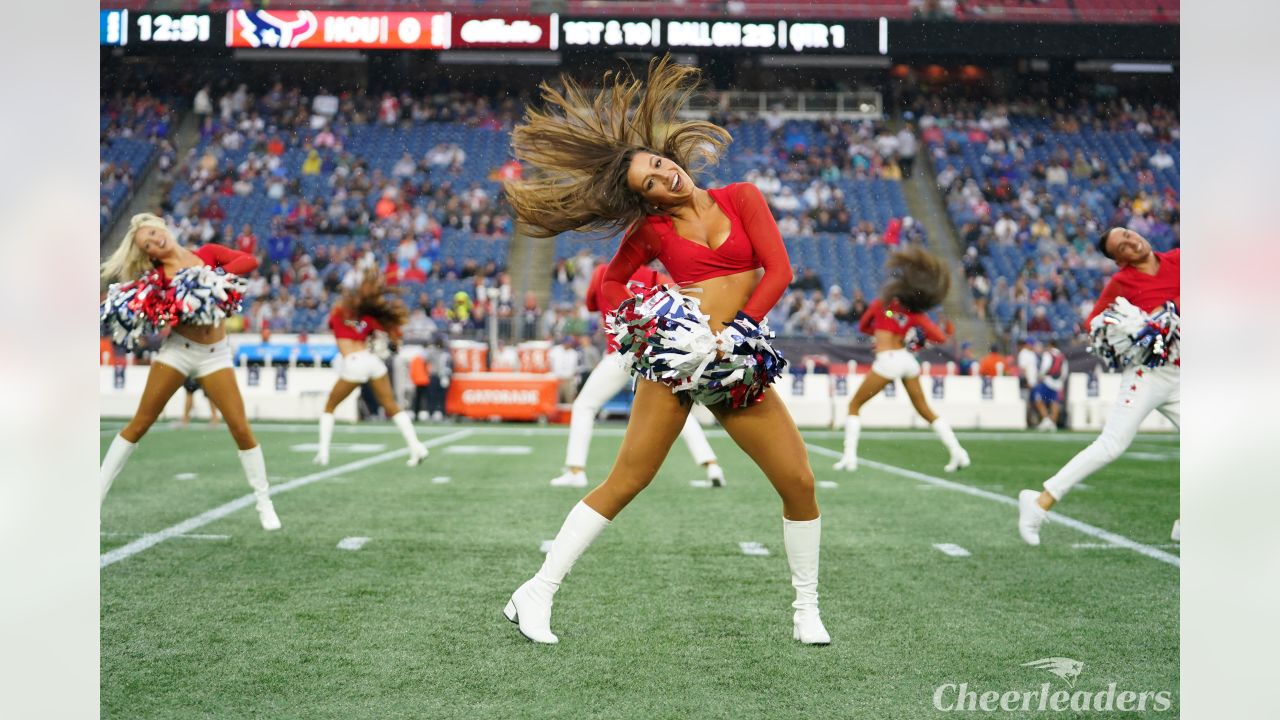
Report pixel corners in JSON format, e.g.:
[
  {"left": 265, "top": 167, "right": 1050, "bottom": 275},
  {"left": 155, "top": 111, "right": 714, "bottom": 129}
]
[
  {"left": 335, "top": 338, "right": 367, "bottom": 356},
  {"left": 682, "top": 267, "right": 763, "bottom": 328},
  {"left": 172, "top": 322, "right": 226, "bottom": 344},
  {"left": 872, "top": 330, "right": 906, "bottom": 353}
]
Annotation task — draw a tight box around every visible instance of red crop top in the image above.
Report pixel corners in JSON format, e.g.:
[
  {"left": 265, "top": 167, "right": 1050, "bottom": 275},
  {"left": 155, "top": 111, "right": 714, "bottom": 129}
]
[
  {"left": 600, "top": 182, "right": 793, "bottom": 322},
  {"left": 329, "top": 308, "right": 385, "bottom": 342},
  {"left": 859, "top": 298, "right": 947, "bottom": 344},
  {"left": 157, "top": 244, "right": 259, "bottom": 280}
]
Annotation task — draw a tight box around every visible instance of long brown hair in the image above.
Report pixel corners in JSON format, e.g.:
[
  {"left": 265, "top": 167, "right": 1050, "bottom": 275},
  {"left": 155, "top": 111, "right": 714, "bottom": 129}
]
[
  {"left": 882, "top": 246, "right": 951, "bottom": 313},
  {"left": 504, "top": 55, "right": 732, "bottom": 238},
  {"left": 339, "top": 270, "right": 409, "bottom": 331}
]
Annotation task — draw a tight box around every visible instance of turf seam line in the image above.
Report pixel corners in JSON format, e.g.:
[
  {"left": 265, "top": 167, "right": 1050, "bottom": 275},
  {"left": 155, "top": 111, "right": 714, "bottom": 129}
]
[
  {"left": 804, "top": 443, "right": 1181, "bottom": 569},
  {"left": 99, "top": 428, "right": 475, "bottom": 569}
]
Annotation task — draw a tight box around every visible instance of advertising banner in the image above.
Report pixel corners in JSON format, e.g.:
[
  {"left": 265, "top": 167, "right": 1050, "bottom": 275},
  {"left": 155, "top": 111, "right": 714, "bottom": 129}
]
[
  {"left": 445, "top": 372, "right": 559, "bottom": 421},
  {"left": 226, "top": 9, "right": 449, "bottom": 50},
  {"left": 451, "top": 14, "right": 558, "bottom": 50}
]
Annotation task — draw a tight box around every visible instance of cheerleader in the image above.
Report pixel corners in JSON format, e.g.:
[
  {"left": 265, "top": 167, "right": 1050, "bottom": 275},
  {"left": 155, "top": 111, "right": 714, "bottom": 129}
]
[
  {"left": 99, "top": 213, "right": 280, "bottom": 530},
  {"left": 313, "top": 270, "right": 428, "bottom": 467},
  {"left": 550, "top": 261, "right": 725, "bottom": 488},
  {"left": 501, "top": 57, "right": 828, "bottom": 645},
  {"left": 833, "top": 247, "right": 970, "bottom": 473}
]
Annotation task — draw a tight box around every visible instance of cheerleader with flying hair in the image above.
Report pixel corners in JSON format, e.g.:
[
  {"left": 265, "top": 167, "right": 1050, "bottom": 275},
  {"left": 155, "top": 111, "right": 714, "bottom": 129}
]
[
  {"left": 500, "top": 57, "right": 829, "bottom": 645},
  {"left": 833, "top": 247, "right": 971, "bottom": 473},
  {"left": 313, "top": 270, "right": 429, "bottom": 467},
  {"left": 99, "top": 213, "right": 280, "bottom": 530}
]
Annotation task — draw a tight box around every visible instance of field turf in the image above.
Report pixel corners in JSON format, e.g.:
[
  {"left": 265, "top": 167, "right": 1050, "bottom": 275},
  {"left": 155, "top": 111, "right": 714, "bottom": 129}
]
[{"left": 101, "top": 420, "right": 1179, "bottom": 718}]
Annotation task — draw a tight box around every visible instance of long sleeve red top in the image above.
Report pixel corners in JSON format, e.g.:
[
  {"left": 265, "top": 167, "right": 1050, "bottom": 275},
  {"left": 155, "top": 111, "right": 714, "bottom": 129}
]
[
  {"left": 194, "top": 244, "right": 259, "bottom": 275},
  {"left": 1085, "top": 249, "right": 1180, "bottom": 326},
  {"left": 600, "top": 182, "right": 793, "bottom": 322}
]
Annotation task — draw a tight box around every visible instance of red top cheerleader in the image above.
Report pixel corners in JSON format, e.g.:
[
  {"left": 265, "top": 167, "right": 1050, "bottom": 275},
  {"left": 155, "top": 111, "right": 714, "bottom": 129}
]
[
  {"left": 98, "top": 213, "right": 279, "bottom": 530},
  {"left": 313, "top": 270, "right": 428, "bottom": 468},
  {"left": 835, "top": 247, "right": 969, "bottom": 475},
  {"left": 499, "top": 56, "right": 830, "bottom": 647}
]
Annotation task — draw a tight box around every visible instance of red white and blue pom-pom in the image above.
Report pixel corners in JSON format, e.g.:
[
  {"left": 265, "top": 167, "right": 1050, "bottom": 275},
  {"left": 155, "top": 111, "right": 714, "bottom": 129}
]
[
  {"left": 101, "top": 266, "right": 247, "bottom": 349},
  {"left": 1088, "top": 297, "right": 1179, "bottom": 370},
  {"left": 606, "top": 284, "right": 787, "bottom": 408}
]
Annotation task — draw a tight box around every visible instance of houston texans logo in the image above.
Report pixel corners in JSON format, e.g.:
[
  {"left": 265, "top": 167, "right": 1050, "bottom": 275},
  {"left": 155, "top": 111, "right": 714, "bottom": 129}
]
[{"left": 234, "top": 10, "right": 318, "bottom": 48}]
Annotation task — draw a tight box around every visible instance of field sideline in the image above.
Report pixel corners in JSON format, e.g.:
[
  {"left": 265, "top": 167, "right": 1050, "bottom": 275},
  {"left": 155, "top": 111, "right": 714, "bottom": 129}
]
[{"left": 101, "top": 421, "right": 1179, "bottom": 718}]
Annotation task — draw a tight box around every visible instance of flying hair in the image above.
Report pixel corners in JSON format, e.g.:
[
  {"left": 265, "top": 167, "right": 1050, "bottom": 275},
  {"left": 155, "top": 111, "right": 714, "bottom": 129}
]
[
  {"left": 881, "top": 246, "right": 951, "bottom": 314},
  {"left": 503, "top": 55, "right": 732, "bottom": 238},
  {"left": 339, "top": 269, "right": 409, "bottom": 332}
]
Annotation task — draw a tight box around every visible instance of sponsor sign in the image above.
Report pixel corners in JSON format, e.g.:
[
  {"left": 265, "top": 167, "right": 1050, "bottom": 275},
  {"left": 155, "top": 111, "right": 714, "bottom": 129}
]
[
  {"left": 451, "top": 14, "right": 557, "bottom": 50},
  {"left": 446, "top": 372, "right": 559, "bottom": 421}
]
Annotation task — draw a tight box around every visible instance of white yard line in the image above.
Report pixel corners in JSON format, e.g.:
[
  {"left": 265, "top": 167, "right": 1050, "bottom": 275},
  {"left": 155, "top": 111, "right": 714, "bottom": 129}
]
[
  {"left": 101, "top": 532, "right": 229, "bottom": 541},
  {"left": 804, "top": 443, "right": 1181, "bottom": 569},
  {"left": 336, "top": 537, "right": 371, "bottom": 551},
  {"left": 1072, "top": 542, "right": 1179, "bottom": 550},
  {"left": 100, "top": 429, "right": 474, "bottom": 569},
  {"left": 933, "top": 543, "right": 972, "bottom": 558}
]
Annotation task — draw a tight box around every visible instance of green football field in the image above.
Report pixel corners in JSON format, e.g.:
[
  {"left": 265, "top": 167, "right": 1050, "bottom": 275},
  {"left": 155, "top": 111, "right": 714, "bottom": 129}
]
[{"left": 100, "top": 420, "right": 1179, "bottom": 719}]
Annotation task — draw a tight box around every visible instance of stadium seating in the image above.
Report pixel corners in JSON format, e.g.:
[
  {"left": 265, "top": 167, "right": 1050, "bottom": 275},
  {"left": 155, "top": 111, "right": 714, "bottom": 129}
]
[{"left": 927, "top": 104, "right": 1179, "bottom": 342}]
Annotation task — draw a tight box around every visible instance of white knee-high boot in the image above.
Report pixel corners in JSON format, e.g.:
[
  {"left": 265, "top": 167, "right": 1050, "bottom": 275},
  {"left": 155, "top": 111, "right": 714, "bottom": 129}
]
[
  {"left": 238, "top": 445, "right": 281, "bottom": 531},
  {"left": 784, "top": 516, "right": 830, "bottom": 644},
  {"left": 100, "top": 435, "right": 137, "bottom": 504},
  {"left": 391, "top": 410, "right": 428, "bottom": 466},
  {"left": 504, "top": 501, "right": 611, "bottom": 644},
  {"left": 314, "top": 412, "right": 334, "bottom": 465},
  {"left": 834, "top": 416, "right": 860, "bottom": 471},
  {"left": 932, "top": 418, "right": 970, "bottom": 472}
]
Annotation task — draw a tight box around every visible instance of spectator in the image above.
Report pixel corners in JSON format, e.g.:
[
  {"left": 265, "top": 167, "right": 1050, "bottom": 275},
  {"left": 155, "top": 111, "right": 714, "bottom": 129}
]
[
  {"left": 1016, "top": 338, "right": 1040, "bottom": 389},
  {"left": 790, "top": 268, "right": 824, "bottom": 292},
  {"left": 1027, "top": 305, "right": 1053, "bottom": 333},
  {"left": 978, "top": 344, "right": 1006, "bottom": 377},
  {"left": 548, "top": 336, "right": 580, "bottom": 404},
  {"left": 897, "top": 124, "right": 917, "bottom": 177},
  {"left": 957, "top": 342, "right": 977, "bottom": 376},
  {"left": 1031, "top": 339, "right": 1068, "bottom": 431}
]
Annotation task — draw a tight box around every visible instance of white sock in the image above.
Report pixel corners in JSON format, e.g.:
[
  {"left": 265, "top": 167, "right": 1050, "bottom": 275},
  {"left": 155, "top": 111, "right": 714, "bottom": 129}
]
[
  {"left": 842, "top": 416, "right": 861, "bottom": 458},
  {"left": 533, "top": 501, "right": 611, "bottom": 597},
  {"left": 237, "top": 445, "right": 271, "bottom": 505},
  {"left": 318, "top": 412, "right": 334, "bottom": 456},
  {"left": 931, "top": 417, "right": 963, "bottom": 455},
  {"left": 100, "top": 434, "right": 137, "bottom": 504},
  {"left": 783, "top": 516, "right": 822, "bottom": 614},
  {"left": 391, "top": 410, "right": 423, "bottom": 450}
]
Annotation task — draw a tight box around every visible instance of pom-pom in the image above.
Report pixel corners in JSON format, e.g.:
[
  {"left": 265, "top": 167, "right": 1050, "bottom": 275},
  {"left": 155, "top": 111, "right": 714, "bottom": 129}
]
[
  {"left": 1088, "top": 297, "right": 1179, "bottom": 370},
  {"left": 100, "top": 265, "right": 247, "bottom": 349},
  {"left": 606, "top": 287, "right": 786, "bottom": 408}
]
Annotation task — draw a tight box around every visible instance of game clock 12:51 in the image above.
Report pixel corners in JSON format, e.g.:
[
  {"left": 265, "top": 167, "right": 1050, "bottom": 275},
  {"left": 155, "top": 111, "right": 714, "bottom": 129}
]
[{"left": 134, "top": 13, "right": 211, "bottom": 43}]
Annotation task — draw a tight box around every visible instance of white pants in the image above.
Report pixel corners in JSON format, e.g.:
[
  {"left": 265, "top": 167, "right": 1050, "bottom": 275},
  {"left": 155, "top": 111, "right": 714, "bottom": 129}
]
[
  {"left": 337, "top": 350, "right": 388, "bottom": 384},
  {"left": 565, "top": 354, "right": 717, "bottom": 469},
  {"left": 153, "top": 334, "right": 233, "bottom": 379},
  {"left": 1043, "top": 364, "right": 1180, "bottom": 500},
  {"left": 870, "top": 349, "right": 921, "bottom": 380}
]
